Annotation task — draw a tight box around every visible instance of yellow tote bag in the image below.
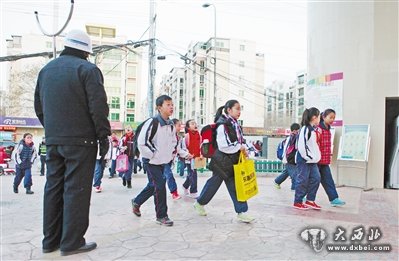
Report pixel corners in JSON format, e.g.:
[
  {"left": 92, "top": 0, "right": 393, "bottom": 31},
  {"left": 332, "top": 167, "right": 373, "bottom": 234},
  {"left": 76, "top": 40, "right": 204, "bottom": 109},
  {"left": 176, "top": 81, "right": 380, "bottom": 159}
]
[{"left": 234, "top": 152, "right": 258, "bottom": 202}]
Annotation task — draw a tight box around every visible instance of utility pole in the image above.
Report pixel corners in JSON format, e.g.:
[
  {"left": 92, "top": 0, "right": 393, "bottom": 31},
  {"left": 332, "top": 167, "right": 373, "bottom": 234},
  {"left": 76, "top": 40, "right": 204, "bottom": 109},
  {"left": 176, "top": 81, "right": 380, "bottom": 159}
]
[
  {"left": 35, "top": 0, "right": 74, "bottom": 59},
  {"left": 148, "top": 0, "right": 156, "bottom": 117}
]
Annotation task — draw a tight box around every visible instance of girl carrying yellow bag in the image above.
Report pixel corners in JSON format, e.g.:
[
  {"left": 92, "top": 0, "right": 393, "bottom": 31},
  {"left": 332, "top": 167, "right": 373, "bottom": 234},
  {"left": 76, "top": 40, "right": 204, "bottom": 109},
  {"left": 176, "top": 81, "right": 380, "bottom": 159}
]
[{"left": 234, "top": 151, "right": 258, "bottom": 201}]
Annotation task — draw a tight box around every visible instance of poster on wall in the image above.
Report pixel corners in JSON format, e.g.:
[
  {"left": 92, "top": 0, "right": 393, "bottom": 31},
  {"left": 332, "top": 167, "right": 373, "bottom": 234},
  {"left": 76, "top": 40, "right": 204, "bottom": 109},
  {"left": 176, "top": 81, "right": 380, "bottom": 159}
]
[
  {"left": 338, "top": 125, "right": 370, "bottom": 161},
  {"left": 306, "top": 72, "right": 343, "bottom": 126}
]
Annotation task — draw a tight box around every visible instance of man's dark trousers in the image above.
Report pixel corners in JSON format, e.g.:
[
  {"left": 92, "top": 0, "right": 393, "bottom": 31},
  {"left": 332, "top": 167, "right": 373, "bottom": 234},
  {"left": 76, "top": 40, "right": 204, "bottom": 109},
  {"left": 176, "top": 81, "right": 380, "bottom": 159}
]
[{"left": 42, "top": 145, "right": 97, "bottom": 252}]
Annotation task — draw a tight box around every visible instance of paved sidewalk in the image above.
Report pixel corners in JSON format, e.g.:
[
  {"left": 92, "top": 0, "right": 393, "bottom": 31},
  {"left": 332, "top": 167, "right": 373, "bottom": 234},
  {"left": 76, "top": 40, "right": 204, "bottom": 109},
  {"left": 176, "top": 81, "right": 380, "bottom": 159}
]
[{"left": 1, "top": 170, "right": 398, "bottom": 260}]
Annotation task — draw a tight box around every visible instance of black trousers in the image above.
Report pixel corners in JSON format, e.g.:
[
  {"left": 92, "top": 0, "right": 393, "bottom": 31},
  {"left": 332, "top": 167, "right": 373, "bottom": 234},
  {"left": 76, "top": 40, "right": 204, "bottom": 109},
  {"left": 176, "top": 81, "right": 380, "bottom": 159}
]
[{"left": 42, "top": 145, "right": 97, "bottom": 251}]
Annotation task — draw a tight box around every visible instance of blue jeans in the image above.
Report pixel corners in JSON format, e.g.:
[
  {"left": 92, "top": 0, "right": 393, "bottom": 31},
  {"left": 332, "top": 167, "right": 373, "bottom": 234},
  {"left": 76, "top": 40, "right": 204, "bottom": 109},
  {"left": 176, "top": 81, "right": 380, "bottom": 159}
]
[
  {"left": 93, "top": 159, "right": 105, "bottom": 187},
  {"left": 275, "top": 164, "right": 297, "bottom": 190},
  {"left": 197, "top": 174, "right": 248, "bottom": 214},
  {"left": 133, "top": 163, "right": 168, "bottom": 219},
  {"left": 163, "top": 162, "right": 177, "bottom": 193},
  {"left": 319, "top": 165, "right": 339, "bottom": 201},
  {"left": 275, "top": 168, "right": 289, "bottom": 184},
  {"left": 121, "top": 157, "right": 137, "bottom": 181},
  {"left": 183, "top": 163, "right": 198, "bottom": 193},
  {"left": 14, "top": 166, "right": 32, "bottom": 188},
  {"left": 178, "top": 158, "right": 186, "bottom": 176},
  {"left": 108, "top": 159, "right": 116, "bottom": 177},
  {"left": 294, "top": 162, "right": 321, "bottom": 203}
]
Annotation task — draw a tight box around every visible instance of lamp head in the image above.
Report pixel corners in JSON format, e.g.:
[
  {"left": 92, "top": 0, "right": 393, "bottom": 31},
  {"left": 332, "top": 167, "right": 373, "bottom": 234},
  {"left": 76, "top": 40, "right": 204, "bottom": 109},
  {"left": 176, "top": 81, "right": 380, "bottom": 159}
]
[{"left": 202, "top": 3, "right": 211, "bottom": 8}]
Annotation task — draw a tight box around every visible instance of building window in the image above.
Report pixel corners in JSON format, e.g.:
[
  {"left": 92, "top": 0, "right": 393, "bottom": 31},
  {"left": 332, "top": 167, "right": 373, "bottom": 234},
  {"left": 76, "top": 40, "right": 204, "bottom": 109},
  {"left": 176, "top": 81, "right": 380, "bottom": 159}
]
[
  {"left": 127, "top": 52, "right": 137, "bottom": 62},
  {"left": 278, "top": 93, "right": 284, "bottom": 101},
  {"left": 298, "top": 87, "right": 304, "bottom": 96},
  {"left": 127, "top": 100, "right": 135, "bottom": 109},
  {"left": 179, "top": 100, "right": 183, "bottom": 110},
  {"left": 110, "top": 97, "right": 120, "bottom": 109},
  {"left": 239, "top": 44, "right": 245, "bottom": 51},
  {"left": 239, "top": 61, "right": 245, "bottom": 67},
  {"left": 238, "top": 120, "right": 243, "bottom": 126},
  {"left": 179, "top": 89, "right": 183, "bottom": 97},
  {"left": 199, "top": 88, "right": 205, "bottom": 98},
  {"left": 298, "top": 98, "right": 304, "bottom": 106},
  {"left": 110, "top": 113, "right": 120, "bottom": 121},
  {"left": 298, "top": 74, "right": 305, "bottom": 85},
  {"left": 241, "top": 105, "right": 244, "bottom": 111},
  {"left": 278, "top": 102, "right": 283, "bottom": 109},
  {"left": 267, "top": 105, "right": 272, "bottom": 112},
  {"left": 126, "top": 114, "right": 135, "bottom": 122},
  {"left": 200, "top": 75, "right": 204, "bottom": 84},
  {"left": 127, "top": 65, "right": 136, "bottom": 78}
]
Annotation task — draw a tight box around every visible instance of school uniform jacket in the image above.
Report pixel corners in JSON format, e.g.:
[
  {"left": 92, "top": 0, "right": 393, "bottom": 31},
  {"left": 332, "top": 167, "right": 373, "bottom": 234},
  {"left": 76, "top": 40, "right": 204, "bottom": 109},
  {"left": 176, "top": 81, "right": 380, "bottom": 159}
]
[
  {"left": 297, "top": 125, "right": 321, "bottom": 164},
  {"left": 137, "top": 114, "right": 177, "bottom": 165}
]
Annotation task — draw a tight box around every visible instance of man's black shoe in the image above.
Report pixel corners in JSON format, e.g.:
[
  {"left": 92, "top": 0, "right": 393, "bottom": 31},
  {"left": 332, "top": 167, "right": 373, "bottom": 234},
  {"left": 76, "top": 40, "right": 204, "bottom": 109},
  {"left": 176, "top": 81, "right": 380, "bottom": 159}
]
[
  {"left": 60, "top": 242, "right": 97, "bottom": 256},
  {"left": 42, "top": 246, "right": 59, "bottom": 253}
]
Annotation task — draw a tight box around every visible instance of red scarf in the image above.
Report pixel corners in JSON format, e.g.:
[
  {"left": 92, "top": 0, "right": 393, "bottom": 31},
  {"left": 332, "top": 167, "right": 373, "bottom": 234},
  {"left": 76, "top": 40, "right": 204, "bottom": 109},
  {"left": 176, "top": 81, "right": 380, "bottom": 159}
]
[
  {"left": 187, "top": 130, "right": 201, "bottom": 157},
  {"left": 123, "top": 132, "right": 134, "bottom": 146}
]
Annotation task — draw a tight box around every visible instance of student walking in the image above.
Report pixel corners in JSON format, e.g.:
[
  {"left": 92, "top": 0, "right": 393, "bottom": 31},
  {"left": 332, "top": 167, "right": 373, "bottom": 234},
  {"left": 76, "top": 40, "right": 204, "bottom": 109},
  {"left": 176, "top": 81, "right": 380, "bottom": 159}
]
[
  {"left": 164, "top": 119, "right": 191, "bottom": 200},
  {"left": 182, "top": 119, "right": 202, "bottom": 198},
  {"left": 93, "top": 138, "right": 112, "bottom": 192},
  {"left": 131, "top": 95, "right": 177, "bottom": 226},
  {"left": 13, "top": 133, "right": 37, "bottom": 194},
  {"left": 274, "top": 123, "right": 300, "bottom": 190},
  {"left": 318, "top": 109, "right": 346, "bottom": 207},
  {"left": 119, "top": 126, "right": 137, "bottom": 188},
  {"left": 193, "top": 100, "right": 254, "bottom": 223},
  {"left": 108, "top": 139, "right": 119, "bottom": 178},
  {"left": 294, "top": 107, "right": 322, "bottom": 210},
  {"left": 38, "top": 137, "right": 46, "bottom": 176}
]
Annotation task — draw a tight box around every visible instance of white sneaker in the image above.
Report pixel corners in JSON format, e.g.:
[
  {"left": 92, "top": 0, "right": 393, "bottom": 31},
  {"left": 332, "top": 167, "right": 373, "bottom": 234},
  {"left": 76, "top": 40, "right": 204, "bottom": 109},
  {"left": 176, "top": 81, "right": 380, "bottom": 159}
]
[
  {"left": 237, "top": 213, "right": 254, "bottom": 223},
  {"left": 95, "top": 186, "right": 102, "bottom": 193},
  {"left": 182, "top": 186, "right": 189, "bottom": 195},
  {"left": 188, "top": 193, "right": 198, "bottom": 199}
]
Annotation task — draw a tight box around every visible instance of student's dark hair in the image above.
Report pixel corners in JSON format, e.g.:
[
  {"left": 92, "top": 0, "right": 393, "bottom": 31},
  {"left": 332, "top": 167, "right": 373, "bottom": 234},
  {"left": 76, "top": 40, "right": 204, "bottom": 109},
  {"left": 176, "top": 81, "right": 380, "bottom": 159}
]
[
  {"left": 290, "top": 123, "right": 301, "bottom": 131},
  {"left": 156, "top": 95, "right": 172, "bottom": 107},
  {"left": 301, "top": 107, "right": 320, "bottom": 126},
  {"left": 23, "top": 133, "right": 33, "bottom": 138},
  {"left": 185, "top": 119, "right": 194, "bottom": 133},
  {"left": 214, "top": 99, "right": 239, "bottom": 123},
  {"left": 171, "top": 118, "right": 180, "bottom": 124},
  {"left": 320, "top": 108, "right": 336, "bottom": 122}
]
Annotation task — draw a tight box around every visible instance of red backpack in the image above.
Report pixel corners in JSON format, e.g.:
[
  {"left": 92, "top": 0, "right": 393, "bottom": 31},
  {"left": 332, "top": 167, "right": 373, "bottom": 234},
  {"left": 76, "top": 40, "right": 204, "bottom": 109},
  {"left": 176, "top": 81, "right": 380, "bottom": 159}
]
[{"left": 200, "top": 123, "right": 217, "bottom": 158}]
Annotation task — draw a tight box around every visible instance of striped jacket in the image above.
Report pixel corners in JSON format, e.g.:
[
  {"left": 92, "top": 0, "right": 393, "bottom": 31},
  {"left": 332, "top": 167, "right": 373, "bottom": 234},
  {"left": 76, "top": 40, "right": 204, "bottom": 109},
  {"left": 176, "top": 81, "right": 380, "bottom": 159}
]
[{"left": 297, "top": 125, "right": 321, "bottom": 163}]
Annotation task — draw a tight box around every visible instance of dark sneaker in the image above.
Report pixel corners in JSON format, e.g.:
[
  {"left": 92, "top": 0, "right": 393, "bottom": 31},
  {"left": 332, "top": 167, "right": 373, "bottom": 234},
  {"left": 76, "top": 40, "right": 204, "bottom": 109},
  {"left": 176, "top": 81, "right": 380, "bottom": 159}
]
[
  {"left": 60, "top": 242, "right": 97, "bottom": 256},
  {"left": 26, "top": 188, "right": 34, "bottom": 194},
  {"left": 13, "top": 186, "right": 18, "bottom": 193},
  {"left": 131, "top": 199, "right": 141, "bottom": 217},
  {"left": 156, "top": 217, "right": 173, "bottom": 226}
]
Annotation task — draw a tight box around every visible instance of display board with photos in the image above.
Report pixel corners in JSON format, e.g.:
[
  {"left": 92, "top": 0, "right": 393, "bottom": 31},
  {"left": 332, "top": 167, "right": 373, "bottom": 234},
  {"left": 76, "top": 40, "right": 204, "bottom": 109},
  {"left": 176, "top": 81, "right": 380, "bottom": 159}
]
[{"left": 338, "top": 125, "right": 370, "bottom": 162}]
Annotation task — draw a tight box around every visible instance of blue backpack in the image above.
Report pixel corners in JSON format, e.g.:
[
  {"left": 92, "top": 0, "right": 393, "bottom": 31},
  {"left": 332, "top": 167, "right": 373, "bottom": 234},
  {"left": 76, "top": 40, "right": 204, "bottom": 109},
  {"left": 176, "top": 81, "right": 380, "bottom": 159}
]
[{"left": 276, "top": 138, "right": 287, "bottom": 160}]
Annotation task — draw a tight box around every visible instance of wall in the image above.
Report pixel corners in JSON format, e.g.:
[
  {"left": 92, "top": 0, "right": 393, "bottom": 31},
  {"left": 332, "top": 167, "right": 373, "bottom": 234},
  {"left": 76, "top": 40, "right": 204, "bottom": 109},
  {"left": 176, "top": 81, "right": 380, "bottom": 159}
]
[{"left": 308, "top": 1, "right": 398, "bottom": 188}]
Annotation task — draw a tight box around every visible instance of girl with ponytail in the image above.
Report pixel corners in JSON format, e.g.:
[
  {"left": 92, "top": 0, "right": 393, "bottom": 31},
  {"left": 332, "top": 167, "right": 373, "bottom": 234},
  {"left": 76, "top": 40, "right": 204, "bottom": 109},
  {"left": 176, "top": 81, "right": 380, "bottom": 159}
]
[
  {"left": 294, "top": 107, "right": 322, "bottom": 210},
  {"left": 194, "top": 100, "right": 255, "bottom": 223}
]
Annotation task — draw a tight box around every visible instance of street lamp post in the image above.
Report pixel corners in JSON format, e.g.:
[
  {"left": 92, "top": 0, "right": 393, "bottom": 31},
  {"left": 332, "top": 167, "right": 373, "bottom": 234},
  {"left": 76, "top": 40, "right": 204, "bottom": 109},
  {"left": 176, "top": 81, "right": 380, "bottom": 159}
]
[{"left": 202, "top": 3, "right": 217, "bottom": 116}]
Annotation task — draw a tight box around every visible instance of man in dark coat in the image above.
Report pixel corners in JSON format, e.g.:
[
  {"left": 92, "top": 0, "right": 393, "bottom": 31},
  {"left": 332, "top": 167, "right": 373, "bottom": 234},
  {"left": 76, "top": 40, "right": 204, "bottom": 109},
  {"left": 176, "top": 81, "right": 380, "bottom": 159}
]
[{"left": 34, "top": 29, "right": 111, "bottom": 256}]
